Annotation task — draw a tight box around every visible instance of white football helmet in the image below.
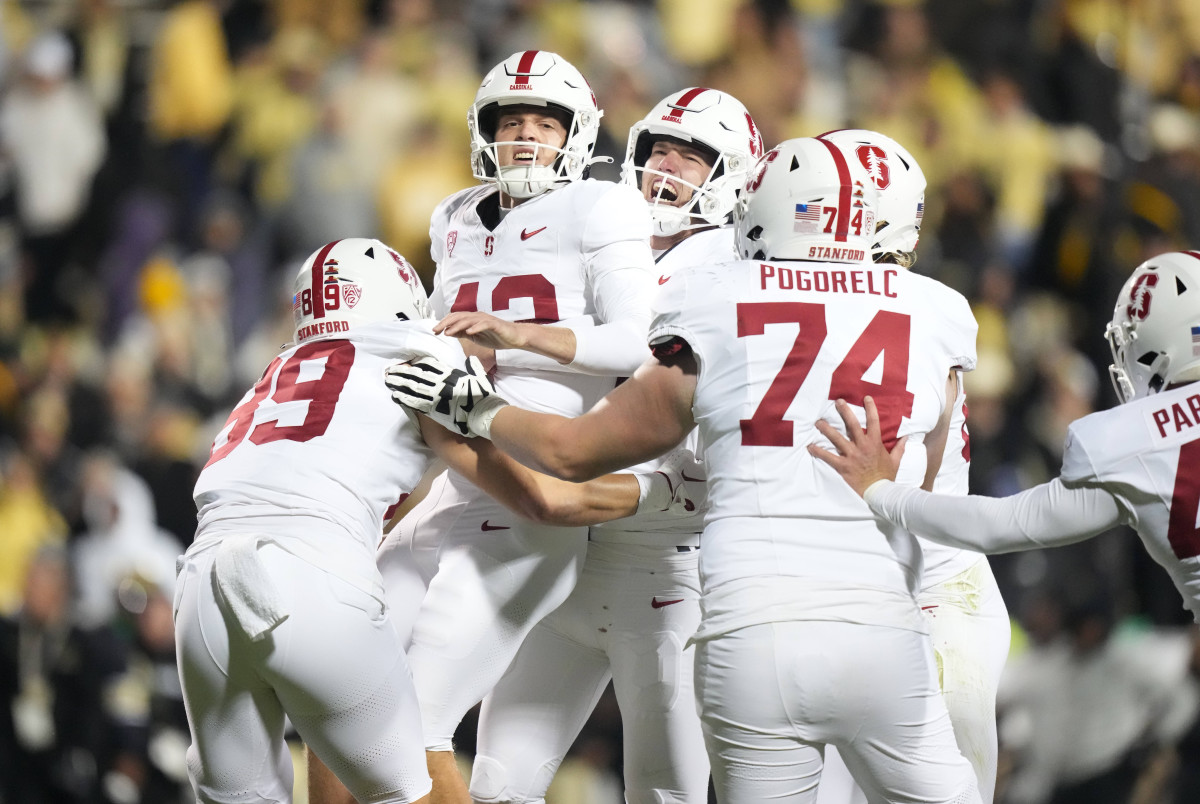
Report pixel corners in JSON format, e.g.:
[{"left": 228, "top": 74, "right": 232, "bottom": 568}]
[
  {"left": 1106, "top": 251, "right": 1200, "bottom": 403},
  {"left": 292, "top": 238, "right": 430, "bottom": 344},
  {"left": 621, "top": 88, "right": 764, "bottom": 237},
  {"left": 734, "top": 137, "right": 879, "bottom": 263},
  {"left": 468, "top": 50, "right": 602, "bottom": 199},
  {"left": 818, "top": 129, "right": 926, "bottom": 268}
]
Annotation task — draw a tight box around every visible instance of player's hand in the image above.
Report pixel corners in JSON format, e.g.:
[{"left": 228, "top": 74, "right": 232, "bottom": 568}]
[
  {"left": 637, "top": 447, "right": 708, "bottom": 516},
  {"left": 437, "top": 312, "right": 529, "bottom": 351},
  {"left": 807, "top": 396, "right": 906, "bottom": 497},
  {"left": 384, "top": 356, "right": 505, "bottom": 437}
]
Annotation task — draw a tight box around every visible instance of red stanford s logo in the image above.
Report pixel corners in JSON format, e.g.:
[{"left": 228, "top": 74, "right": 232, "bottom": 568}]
[
  {"left": 746, "top": 149, "right": 780, "bottom": 194},
  {"left": 1127, "top": 272, "right": 1158, "bottom": 321},
  {"left": 856, "top": 145, "right": 891, "bottom": 190}
]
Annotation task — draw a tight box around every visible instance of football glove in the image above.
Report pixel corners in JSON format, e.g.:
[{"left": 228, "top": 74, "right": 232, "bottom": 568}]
[{"left": 384, "top": 355, "right": 507, "bottom": 438}]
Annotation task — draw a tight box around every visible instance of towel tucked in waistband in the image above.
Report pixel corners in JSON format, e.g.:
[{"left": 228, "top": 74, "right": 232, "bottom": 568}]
[{"left": 212, "top": 534, "right": 288, "bottom": 641}]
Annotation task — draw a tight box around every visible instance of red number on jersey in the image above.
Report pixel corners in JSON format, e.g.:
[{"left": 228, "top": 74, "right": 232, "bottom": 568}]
[
  {"left": 737, "top": 304, "right": 914, "bottom": 447},
  {"left": 204, "top": 341, "right": 355, "bottom": 467},
  {"left": 1168, "top": 438, "right": 1200, "bottom": 559},
  {"left": 737, "top": 302, "right": 827, "bottom": 446},
  {"left": 827, "top": 310, "right": 914, "bottom": 447},
  {"left": 449, "top": 275, "right": 561, "bottom": 323}
]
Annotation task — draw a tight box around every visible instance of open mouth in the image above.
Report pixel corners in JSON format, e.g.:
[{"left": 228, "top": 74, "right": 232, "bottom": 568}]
[{"left": 650, "top": 179, "right": 679, "bottom": 203}]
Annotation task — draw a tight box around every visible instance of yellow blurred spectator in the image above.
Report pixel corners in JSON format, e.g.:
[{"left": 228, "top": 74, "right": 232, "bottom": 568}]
[
  {"left": 0, "top": 452, "right": 66, "bottom": 617},
  {"left": 147, "top": 0, "right": 234, "bottom": 142}
]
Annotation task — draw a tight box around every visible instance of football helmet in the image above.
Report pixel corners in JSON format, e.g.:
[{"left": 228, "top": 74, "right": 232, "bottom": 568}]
[
  {"left": 621, "top": 88, "right": 764, "bottom": 237},
  {"left": 468, "top": 50, "right": 602, "bottom": 199},
  {"left": 1106, "top": 251, "right": 1200, "bottom": 403},
  {"left": 292, "top": 238, "right": 430, "bottom": 343},
  {"left": 818, "top": 129, "right": 926, "bottom": 268},
  {"left": 734, "top": 137, "right": 879, "bottom": 263}
]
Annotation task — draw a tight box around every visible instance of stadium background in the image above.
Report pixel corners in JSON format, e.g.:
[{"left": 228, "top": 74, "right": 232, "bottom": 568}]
[{"left": 1, "top": 0, "right": 1199, "bottom": 801}]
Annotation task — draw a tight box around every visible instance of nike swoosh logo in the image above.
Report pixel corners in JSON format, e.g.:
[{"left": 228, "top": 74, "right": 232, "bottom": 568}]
[
  {"left": 658, "top": 275, "right": 670, "bottom": 285},
  {"left": 520, "top": 227, "right": 547, "bottom": 241},
  {"left": 651, "top": 597, "right": 685, "bottom": 609},
  {"left": 680, "top": 471, "right": 704, "bottom": 483},
  {"left": 481, "top": 521, "right": 511, "bottom": 531}
]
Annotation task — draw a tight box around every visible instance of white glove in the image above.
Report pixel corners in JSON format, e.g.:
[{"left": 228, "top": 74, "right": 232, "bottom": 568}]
[
  {"left": 384, "top": 355, "right": 507, "bottom": 437},
  {"left": 635, "top": 447, "right": 708, "bottom": 517}
]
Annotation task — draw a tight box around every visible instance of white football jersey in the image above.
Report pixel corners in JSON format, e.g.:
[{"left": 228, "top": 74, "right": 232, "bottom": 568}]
[
  {"left": 1061, "top": 382, "right": 1200, "bottom": 618},
  {"left": 193, "top": 321, "right": 463, "bottom": 566},
  {"left": 429, "top": 179, "right": 655, "bottom": 417},
  {"left": 591, "top": 227, "right": 739, "bottom": 547},
  {"left": 920, "top": 379, "right": 988, "bottom": 587},
  {"left": 649, "top": 257, "right": 977, "bottom": 637}
]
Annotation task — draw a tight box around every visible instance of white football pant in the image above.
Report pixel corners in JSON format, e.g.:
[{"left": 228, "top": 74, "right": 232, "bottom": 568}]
[
  {"left": 470, "top": 541, "right": 708, "bottom": 803},
  {"left": 816, "top": 558, "right": 1009, "bottom": 804},
  {"left": 696, "top": 620, "right": 982, "bottom": 804},
  {"left": 378, "top": 472, "right": 589, "bottom": 751},
  {"left": 174, "top": 544, "right": 431, "bottom": 804}
]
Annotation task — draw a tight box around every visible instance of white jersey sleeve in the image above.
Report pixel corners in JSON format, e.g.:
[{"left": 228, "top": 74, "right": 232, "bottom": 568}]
[
  {"left": 425, "top": 181, "right": 653, "bottom": 415},
  {"left": 864, "top": 478, "right": 1123, "bottom": 552},
  {"left": 567, "top": 182, "right": 655, "bottom": 374}
]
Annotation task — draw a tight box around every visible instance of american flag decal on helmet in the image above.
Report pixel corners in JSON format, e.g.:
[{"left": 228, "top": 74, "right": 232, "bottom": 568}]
[{"left": 794, "top": 203, "right": 822, "bottom": 234}]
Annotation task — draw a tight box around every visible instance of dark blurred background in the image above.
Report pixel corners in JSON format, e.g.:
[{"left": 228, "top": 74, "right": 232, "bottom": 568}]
[{"left": 1, "top": 1, "right": 1199, "bottom": 802}]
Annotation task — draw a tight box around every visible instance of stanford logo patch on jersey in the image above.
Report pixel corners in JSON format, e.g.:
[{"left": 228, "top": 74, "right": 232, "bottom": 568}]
[
  {"left": 447, "top": 231, "right": 458, "bottom": 257},
  {"left": 342, "top": 283, "right": 362, "bottom": 308}
]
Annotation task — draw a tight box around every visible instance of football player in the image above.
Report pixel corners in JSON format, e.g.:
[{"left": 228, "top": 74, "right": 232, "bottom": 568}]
[
  {"left": 458, "top": 89, "right": 761, "bottom": 804},
  {"left": 812, "top": 130, "right": 1011, "bottom": 804},
  {"left": 810, "top": 249, "right": 1200, "bottom": 624},
  {"left": 389, "top": 138, "right": 984, "bottom": 803},
  {"left": 175, "top": 239, "right": 692, "bottom": 804},
  {"left": 368, "top": 50, "right": 658, "bottom": 803}
]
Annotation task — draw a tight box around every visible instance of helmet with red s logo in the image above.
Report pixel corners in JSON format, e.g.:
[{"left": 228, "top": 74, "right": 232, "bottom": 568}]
[
  {"left": 1106, "top": 251, "right": 1200, "bottom": 402},
  {"left": 468, "top": 50, "right": 602, "bottom": 199},
  {"left": 817, "top": 129, "right": 926, "bottom": 268},
  {"left": 292, "top": 239, "right": 429, "bottom": 344},
  {"left": 734, "top": 137, "right": 879, "bottom": 263},
  {"left": 621, "top": 88, "right": 763, "bottom": 237}
]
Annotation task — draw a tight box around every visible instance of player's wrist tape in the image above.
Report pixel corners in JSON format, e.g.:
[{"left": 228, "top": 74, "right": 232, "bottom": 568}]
[
  {"left": 467, "top": 395, "right": 509, "bottom": 439},
  {"left": 635, "top": 471, "right": 672, "bottom": 514}
]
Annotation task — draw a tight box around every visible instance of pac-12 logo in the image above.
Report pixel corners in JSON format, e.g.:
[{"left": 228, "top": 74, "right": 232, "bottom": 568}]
[
  {"left": 1127, "top": 272, "right": 1159, "bottom": 321},
  {"left": 856, "top": 145, "right": 891, "bottom": 190},
  {"left": 342, "top": 283, "right": 362, "bottom": 308}
]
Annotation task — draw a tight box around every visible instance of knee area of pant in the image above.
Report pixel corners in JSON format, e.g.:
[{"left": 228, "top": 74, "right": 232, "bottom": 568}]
[{"left": 469, "top": 754, "right": 554, "bottom": 804}]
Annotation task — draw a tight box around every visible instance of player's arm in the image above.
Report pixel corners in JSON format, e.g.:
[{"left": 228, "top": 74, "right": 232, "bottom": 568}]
[
  {"left": 436, "top": 312, "right": 592, "bottom": 367},
  {"left": 920, "top": 370, "right": 960, "bottom": 491},
  {"left": 419, "top": 416, "right": 687, "bottom": 526},
  {"left": 389, "top": 347, "right": 697, "bottom": 481},
  {"left": 810, "top": 396, "right": 1123, "bottom": 552},
  {"left": 487, "top": 348, "right": 696, "bottom": 481}
]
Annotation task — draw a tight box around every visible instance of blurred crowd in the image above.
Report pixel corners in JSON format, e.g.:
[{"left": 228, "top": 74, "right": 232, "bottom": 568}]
[{"left": 1, "top": 0, "right": 1200, "bottom": 802}]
